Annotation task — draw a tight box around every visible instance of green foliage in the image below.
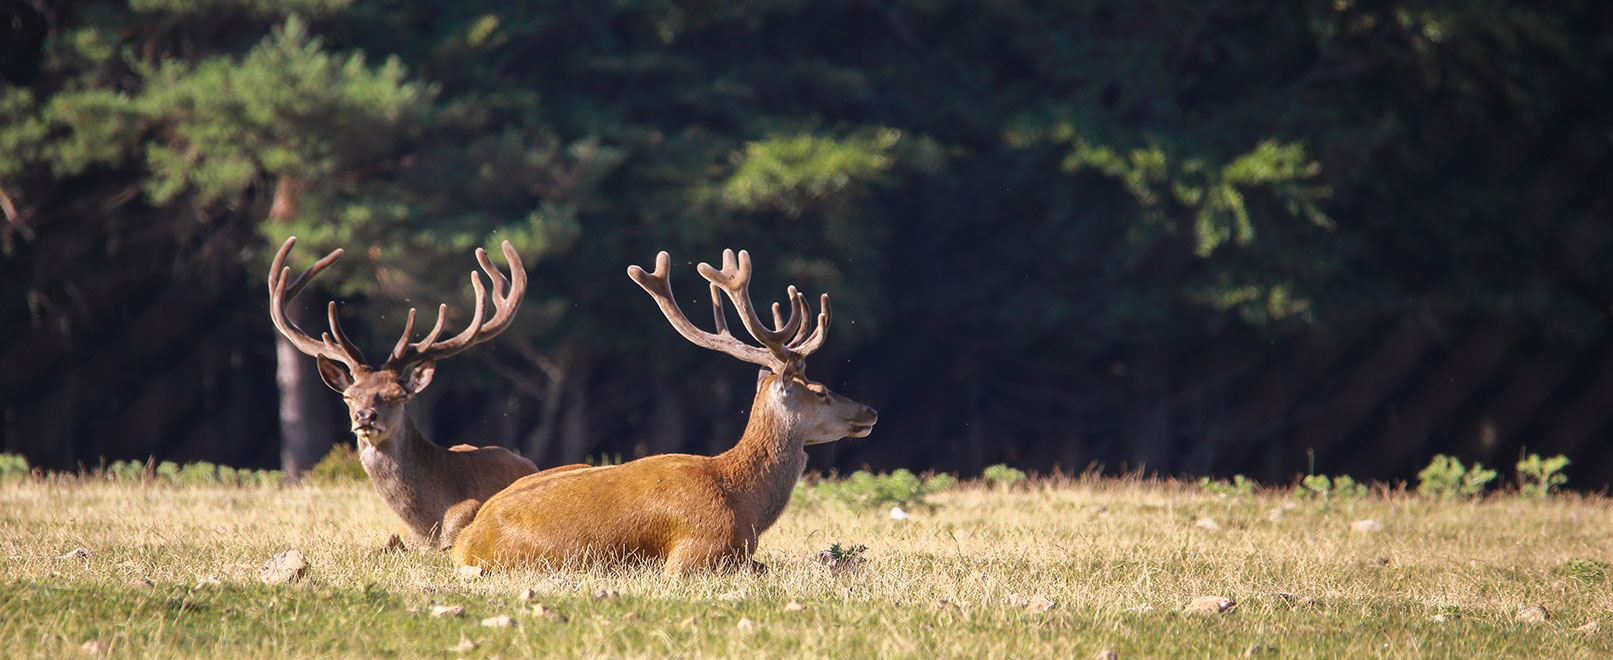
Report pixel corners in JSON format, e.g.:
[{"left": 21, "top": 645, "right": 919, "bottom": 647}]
[
  {"left": 0, "top": 453, "right": 30, "bottom": 483},
  {"left": 1199, "top": 474, "right": 1257, "bottom": 498},
  {"left": 1416, "top": 455, "right": 1498, "bottom": 500},
  {"left": 720, "top": 129, "right": 899, "bottom": 218},
  {"left": 825, "top": 542, "right": 867, "bottom": 563},
  {"left": 96, "top": 458, "right": 282, "bottom": 486},
  {"left": 1298, "top": 474, "right": 1368, "bottom": 503},
  {"left": 1516, "top": 453, "right": 1570, "bottom": 499},
  {"left": 796, "top": 470, "right": 957, "bottom": 511},
  {"left": 1561, "top": 558, "right": 1609, "bottom": 585},
  {"left": 981, "top": 464, "right": 1028, "bottom": 491},
  {"left": 305, "top": 444, "right": 368, "bottom": 485}
]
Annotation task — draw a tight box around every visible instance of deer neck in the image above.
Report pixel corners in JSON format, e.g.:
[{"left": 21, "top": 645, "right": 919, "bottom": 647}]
[
  {"left": 358, "top": 416, "right": 444, "bottom": 487},
  {"left": 713, "top": 391, "right": 807, "bottom": 533}
]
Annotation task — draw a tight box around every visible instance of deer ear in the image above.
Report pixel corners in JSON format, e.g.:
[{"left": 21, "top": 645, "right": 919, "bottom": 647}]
[
  {"left": 755, "top": 368, "right": 773, "bottom": 392},
  {"left": 402, "top": 360, "right": 436, "bottom": 394},
  {"left": 316, "top": 356, "right": 354, "bottom": 392}
]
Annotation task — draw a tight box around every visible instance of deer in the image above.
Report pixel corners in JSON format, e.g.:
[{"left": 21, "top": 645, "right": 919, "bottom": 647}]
[
  {"left": 267, "top": 236, "right": 584, "bottom": 550},
  {"left": 451, "top": 249, "right": 878, "bottom": 575}
]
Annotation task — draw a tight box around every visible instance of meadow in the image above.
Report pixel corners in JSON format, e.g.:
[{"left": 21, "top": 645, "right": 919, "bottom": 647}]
[{"left": 1, "top": 464, "right": 1610, "bottom": 659}]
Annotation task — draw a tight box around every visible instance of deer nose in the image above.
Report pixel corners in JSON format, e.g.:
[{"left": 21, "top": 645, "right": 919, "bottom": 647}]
[{"left": 355, "top": 409, "right": 377, "bottom": 424}]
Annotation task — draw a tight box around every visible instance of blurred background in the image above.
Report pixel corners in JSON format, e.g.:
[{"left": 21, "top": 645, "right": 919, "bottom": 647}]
[{"left": 2, "top": 1, "right": 1611, "bottom": 486}]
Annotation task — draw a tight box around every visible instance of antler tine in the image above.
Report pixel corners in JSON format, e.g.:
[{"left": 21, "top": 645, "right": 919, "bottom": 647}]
[
  {"left": 710, "top": 282, "right": 731, "bottom": 335},
  {"left": 787, "top": 293, "right": 832, "bottom": 356},
  {"left": 628, "top": 251, "right": 782, "bottom": 371},
  {"left": 696, "top": 249, "right": 804, "bottom": 356},
  {"left": 386, "top": 241, "right": 525, "bottom": 368},
  {"left": 266, "top": 237, "right": 366, "bottom": 371},
  {"left": 324, "top": 301, "right": 368, "bottom": 365}
]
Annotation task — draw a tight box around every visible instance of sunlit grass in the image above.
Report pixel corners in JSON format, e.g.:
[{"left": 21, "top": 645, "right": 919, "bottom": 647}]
[{"left": 2, "top": 475, "right": 1609, "bottom": 658}]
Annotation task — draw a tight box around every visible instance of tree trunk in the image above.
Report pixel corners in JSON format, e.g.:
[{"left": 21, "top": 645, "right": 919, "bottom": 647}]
[{"left": 267, "top": 174, "right": 333, "bottom": 479}]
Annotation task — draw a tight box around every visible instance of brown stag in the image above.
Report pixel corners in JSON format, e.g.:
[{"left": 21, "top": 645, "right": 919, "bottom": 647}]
[
  {"left": 452, "top": 249, "right": 877, "bottom": 574},
  {"left": 267, "top": 237, "right": 582, "bottom": 550}
]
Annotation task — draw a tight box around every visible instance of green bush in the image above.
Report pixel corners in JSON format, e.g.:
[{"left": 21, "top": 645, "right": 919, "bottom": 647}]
[
  {"left": 305, "top": 443, "right": 368, "bottom": 484},
  {"left": 1516, "top": 453, "right": 1570, "bottom": 498},
  {"left": 1416, "top": 455, "right": 1497, "bottom": 499},
  {"left": 796, "top": 469, "right": 957, "bottom": 510},
  {"left": 1199, "top": 474, "right": 1257, "bottom": 498},
  {"left": 0, "top": 452, "right": 30, "bottom": 483},
  {"left": 1298, "top": 474, "right": 1368, "bottom": 503},
  {"left": 1562, "top": 558, "right": 1609, "bottom": 585},
  {"left": 982, "top": 464, "right": 1028, "bottom": 490}
]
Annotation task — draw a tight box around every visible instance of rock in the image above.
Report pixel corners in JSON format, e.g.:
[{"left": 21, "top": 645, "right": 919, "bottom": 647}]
[
  {"left": 80, "top": 639, "right": 110, "bottom": 656},
  {"left": 680, "top": 615, "right": 700, "bottom": 628},
  {"left": 736, "top": 617, "right": 755, "bottom": 631},
  {"left": 1575, "top": 620, "right": 1599, "bottom": 633},
  {"left": 1091, "top": 650, "right": 1119, "bottom": 660},
  {"left": 448, "top": 635, "right": 477, "bottom": 653},
  {"left": 593, "top": 588, "right": 619, "bottom": 600},
  {"left": 1019, "top": 595, "right": 1058, "bottom": 612},
  {"left": 193, "top": 575, "right": 222, "bottom": 590},
  {"left": 456, "top": 564, "right": 483, "bottom": 579},
  {"left": 480, "top": 615, "right": 516, "bottom": 628},
  {"left": 890, "top": 506, "right": 911, "bottom": 520},
  {"left": 1430, "top": 613, "right": 1458, "bottom": 622},
  {"left": 259, "top": 549, "right": 307, "bottom": 585},
  {"left": 717, "top": 588, "right": 747, "bottom": 601},
  {"left": 1515, "top": 605, "right": 1550, "bottom": 623},
  {"left": 546, "top": 575, "right": 579, "bottom": 591},
  {"left": 783, "top": 601, "right": 805, "bottom": 612},
  {"left": 518, "top": 588, "right": 537, "bottom": 601},
  {"left": 431, "top": 604, "right": 466, "bottom": 618},
  {"left": 1195, "top": 518, "right": 1222, "bottom": 531},
  {"left": 1267, "top": 508, "right": 1285, "bottom": 522},
  {"left": 1090, "top": 505, "right": 1110, "bottom": 518},
  {"left": 531, "top": 603, "right": 568, "bottom": 622},
  {"left": 1125, "top": 603, "right": 1156, "bottom": 613},
  {"left": 1184, "top": 596, "right": 1237, "bottom": 615},
  {"left": 1351, "top": 519, "right": 1384, "bottom": 533},
  {"left": 58, "top": 548, "right": 90, "bottom": 561},
  {"left": 1274, "top": 592, "right": 1316, "bottom": 608},
  {"left": 127, "top": 577, "right": 154, "bottom": 589}
]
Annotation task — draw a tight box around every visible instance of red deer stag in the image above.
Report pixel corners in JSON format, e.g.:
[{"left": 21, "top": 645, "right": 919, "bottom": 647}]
[
  {"left": 268, "top": 237, "right": 582, "bottom": 550},
  {"left": 452, "top": 249, "right": 877, "bottom": 574}
]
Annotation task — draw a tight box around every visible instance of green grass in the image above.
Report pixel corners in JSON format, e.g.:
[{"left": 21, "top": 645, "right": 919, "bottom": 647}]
[{"left": 2, "top": 475, "right": 1610, "bottom": 658}]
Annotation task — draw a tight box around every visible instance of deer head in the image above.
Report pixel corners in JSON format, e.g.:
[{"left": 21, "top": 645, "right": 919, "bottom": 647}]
[
  {"left": 267, "top": 237, "right": 526, "bottom": 448},
  {"left": 628, "top": 249, "right": 876, "bottom": 446}
]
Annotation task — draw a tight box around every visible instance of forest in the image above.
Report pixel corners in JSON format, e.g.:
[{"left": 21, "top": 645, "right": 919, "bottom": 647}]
[{"left": 2, "top": 1, "right": 1611, "bottom": 485}]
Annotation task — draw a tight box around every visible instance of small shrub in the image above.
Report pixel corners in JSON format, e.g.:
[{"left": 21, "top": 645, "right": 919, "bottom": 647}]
[
  {"left": 827, "top": 542, "right": 867, "bottom": 562},
  {"left": 1562, "top": 558, "right": 1609, "bottom": 585},
  {"left": 1199, "top": 474, "right": 1257, "bottom": 498},
  {"left": 796, "top": 469, "right": 957, "bottom": 510},
  {"left": 1516, "top": 453, "right": 1570, "bottom": 498},
  {"left": 104, "top": 459, "right": 147, "bottom": 482},
  {"left": 982, "top": 464, "right": 1028, "bottom": 490},
  {"left": 1298, "top": 474, "right": 1368, "bottom": 502},
  {"left": 1416, "top": 455, "right": 1497, "bottom": 499},
  {"left": 306, "top": 443, "right": 368, "bottom": 484},
  {"left": 0, "top": 452, "right": 30, "bottom": 483}
]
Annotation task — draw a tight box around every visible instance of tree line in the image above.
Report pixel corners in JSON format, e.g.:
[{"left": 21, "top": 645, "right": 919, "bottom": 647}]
[{"left": 3, "top": 1, "right": 1610, "bottom": 484}]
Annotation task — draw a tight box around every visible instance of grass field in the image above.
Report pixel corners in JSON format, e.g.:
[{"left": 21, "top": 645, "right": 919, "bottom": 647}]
[{"left": 2, "top": 473, "right": 1610, "bottom": 658}]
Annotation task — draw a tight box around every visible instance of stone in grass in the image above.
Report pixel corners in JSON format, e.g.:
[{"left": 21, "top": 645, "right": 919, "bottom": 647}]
[
  {"left": 448, "top": 635, "right": 477, "bottom": 653},
  {"left": 480, "top": 615, "right": 517, "bottom": 628},
  {"left": 1351, "top": 519, "right": 1385, "bottom": 533},
  {"left": 717, "top": 588, "right": 747, "bottom": 601},
  {"left": 1575, "top": 620, "right": 1599, "bottom": 633},
  {"left": 593, "top": 588, "right": 619, "bottom": 600},
  {"left": 457, "top": 564, "right": 484, "bottom": 579},
  {"left": 431, "top": 604, "right": 467, "bottom": 618},
  {"left": 259, "top": 549, "right": 307, "bottom": 585},
  {"left": 1006, "top": 594, "right": 1058, "bottom": 612},
  {"left": 80, "top": 639, "right": 110, "bottom": 656},
  {"left": 1267, "top": 508, "right": 1285, "bottom": 522},
  {"left": 1195, "top": 518, "right": 1222, "bottom": 531},
  {"left": 890, "top": 506, "right": 912, "bottom": 520},
  {"left": 1091, "top": 649, "right": 1119, "bottom": 660},
  {"left": 783, "top": 601, "right": 806, "bottom": 612},
  {"left": 1184, "top": 596, "right": 1237, "bottom": 615},
  {"left": 736, "top": 617, "right": 755, "bottom": 631},
  {"left": 531, "top": 603, "right": 568, "bottom": 622},
  {"left": 1242, "top": 642, "right": 1276, "bottom": 656},
  {"left": 58, "top": 548, "right": 91, "bottom": 561},
  {"left": 1515, "top": 605, "right": 1550, "bottom": 623},
  {"left": 1431, "top": 613, "right": 1460, "bottom": 623},
  {"left": 193, "top": 575, "right": 222, "bottom": 590}
]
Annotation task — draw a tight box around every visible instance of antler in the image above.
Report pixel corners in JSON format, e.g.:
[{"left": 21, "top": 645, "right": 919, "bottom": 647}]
[
  {"left": 267, "top": 237, "right": 368, "bottom": 371},
  {"left": 628, "top": 249, "right": 831, "bottom": 375},
  {"left": 385, "top": 241, "right": 527, "bottom": 368}
]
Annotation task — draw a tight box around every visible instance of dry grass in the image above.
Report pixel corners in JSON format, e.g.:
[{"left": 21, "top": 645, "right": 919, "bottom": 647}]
[{"left": 2, "top": 474, "right": 1610, "bottom": 658}]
